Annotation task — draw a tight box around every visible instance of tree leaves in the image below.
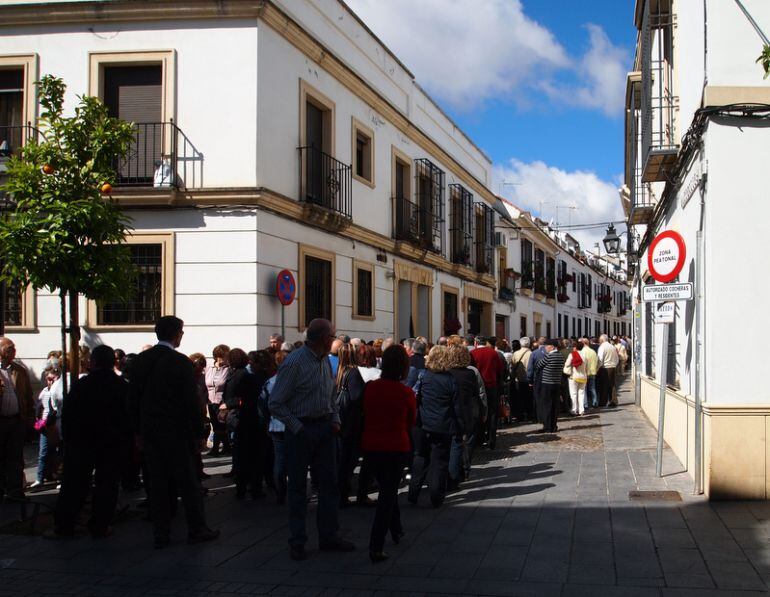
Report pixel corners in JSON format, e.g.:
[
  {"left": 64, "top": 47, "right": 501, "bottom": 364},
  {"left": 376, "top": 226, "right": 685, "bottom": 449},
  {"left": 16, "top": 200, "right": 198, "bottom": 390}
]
[{"left": 757, "top": 44, "right": 770, "bottom": 79}]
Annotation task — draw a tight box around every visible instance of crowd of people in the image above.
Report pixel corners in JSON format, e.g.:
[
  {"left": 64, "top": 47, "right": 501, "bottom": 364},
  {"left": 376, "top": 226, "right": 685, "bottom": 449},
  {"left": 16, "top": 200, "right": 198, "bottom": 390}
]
[{"left": 0, "top": 322, "right": 630, "bottom": 562}]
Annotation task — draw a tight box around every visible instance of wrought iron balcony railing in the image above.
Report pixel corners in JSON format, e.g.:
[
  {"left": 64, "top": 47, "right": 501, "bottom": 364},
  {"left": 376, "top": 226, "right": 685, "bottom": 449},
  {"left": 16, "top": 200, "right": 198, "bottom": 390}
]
[
  {"left": 117, "top": 121, "right": 203, "bottom": 190},
  {"left": 393, "top": 194, "right": 443, "bottom": 253},
  {"left": 449, "top": 183, "right": 473, "bottom": 267},
  {"left": 640, "top": 0, "right": 678, "bottom": 182},
  {"left": 299, "top": 145, "right": 352, "bottom": 220}
]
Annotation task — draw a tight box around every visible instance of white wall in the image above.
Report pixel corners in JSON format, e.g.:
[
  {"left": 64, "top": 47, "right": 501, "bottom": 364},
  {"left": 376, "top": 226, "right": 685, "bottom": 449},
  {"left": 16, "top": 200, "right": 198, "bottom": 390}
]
[
  {"left": 273, "top": 0, "right": 492, "bottom": 185},
  {"left": 0, "top": 19, "right": 259, "bottom": 188},
  {"left": 704, "top": 118, "right": 770, "bottom": 404}
]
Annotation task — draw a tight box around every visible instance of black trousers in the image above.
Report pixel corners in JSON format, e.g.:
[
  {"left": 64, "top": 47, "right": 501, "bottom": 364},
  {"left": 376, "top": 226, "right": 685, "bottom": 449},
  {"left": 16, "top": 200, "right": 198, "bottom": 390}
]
[
  {"left": 338, "top": 435, "right": 373, "bottom": 501},
  {"left": 143, "top": 433, "right": 207, "bottom": 540},
  {"left": 207, "top": 403, "right": 230, "bottom": 453},
  {"left": 366, "top": 451, "right": 406, "bottom": 552},
  {"left": 485, "top": 386, "right": 499, "bottom": 449},
  {"left": 408, "top": 429, "right": 451, "bottom": 507},
  {"left": 55, "top": 441, "right": 122, "bottom": 534},
  {"left": 511, "top": 381, "right": 535, "bottom": 421},
  {"left": 233, "top": 424, "right": 263, "bottom": 496},
  {"left": 597, "top": 368, "right": 617, "bottom": 406},
  {"left": 538, "top": 383, "right": 561, "bottom": 432},
  {"left": 0, "top": 416, "right": 25, "bottom": 500}
]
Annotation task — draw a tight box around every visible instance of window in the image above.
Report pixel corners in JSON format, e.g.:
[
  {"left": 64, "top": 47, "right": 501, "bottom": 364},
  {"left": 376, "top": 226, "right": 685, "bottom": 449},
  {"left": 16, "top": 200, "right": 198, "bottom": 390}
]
[
  {"left": 521, "top": 239, "right": 534, "bottom": 289},
  {"left": 0, "top": 69, "right": 24, "bottom": 136},
  {"left": 3, "top": 279, "right": 34, "bottom": 331},
  {"left": 563, "top": 315, "right": 569, "bottom": 338},
  {"left": 351, "top": 117, "right": 374, "bottom": 187},
  {"left": 98, "top": 244, "right": 163, "bottom": 326},
  {"left": 413, "top": 158, "right": 445, "bottom": 252},
  {"left": 595, "top": 320, "right": 601, "bottom": 338},
  {"left": 300, "top": 244, "right": 335, "bottom": 329},
  {"left": 0, "top": 55, "right": 37, "bottom": 138},
  {"left": 577, "top": 318, "right": 582, "bottom": 338},
  {"left": 546, "top": 257, "right": 555, "bottom": 298},
  {"left": 546, "top": 321, "right": 552, "bottom": 338},
  {"left": 534, "top": 248, "right": 545, "bottom": 294},
  {"left": 3, "top": 280, "right": 22, "bottom": 327},
  {"left": 87, "top": 233, "right": 174, "bottom": 329},
  {"left": 474, "top": 202, "right": 494, "bottom": 274},
  {"left": 572, "top": 270, "right": 576, "bottom": 292},
  {"left": 352, "top": 260, "right": 375, "bottom": 320},
  {"left": 520, "top": 315, "right": 527, "bottom": 338},
  {"left": 557, "top": 314, "right": 562, "bottom": 337}
]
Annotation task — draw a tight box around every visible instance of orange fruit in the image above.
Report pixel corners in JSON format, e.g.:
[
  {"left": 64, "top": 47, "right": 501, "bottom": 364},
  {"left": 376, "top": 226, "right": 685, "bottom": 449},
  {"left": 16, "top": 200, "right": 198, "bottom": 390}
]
[
  {"left": 42, "top": 164, "right": 54, "bottom": 175},
  {"left": 100, "top": 182, "right": 112, "bottom": 194}
]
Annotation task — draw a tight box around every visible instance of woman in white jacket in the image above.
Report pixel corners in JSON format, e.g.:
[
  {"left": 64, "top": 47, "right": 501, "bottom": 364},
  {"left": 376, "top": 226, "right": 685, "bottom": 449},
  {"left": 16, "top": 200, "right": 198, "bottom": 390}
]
[{"left": 563, "top": 342, "right": 588, "bottom": 416}]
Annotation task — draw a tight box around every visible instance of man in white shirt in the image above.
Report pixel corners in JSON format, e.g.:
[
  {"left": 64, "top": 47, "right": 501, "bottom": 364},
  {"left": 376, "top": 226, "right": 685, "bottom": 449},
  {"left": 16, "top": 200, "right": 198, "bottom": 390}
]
[{"left": 597, "top": 334, "right": 619, "bottom": 408}]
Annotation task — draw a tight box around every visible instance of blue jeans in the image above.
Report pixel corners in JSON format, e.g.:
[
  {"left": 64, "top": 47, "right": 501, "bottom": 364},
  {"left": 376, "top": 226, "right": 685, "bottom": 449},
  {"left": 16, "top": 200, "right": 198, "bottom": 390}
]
[
  {"left": 37, "top": 433, "right": 49, "bottom": 483},
  {"left": 586, "top": 376, "right": 598, "bottom": 409},
  {"left": 271, "top": 432, "right": 287, "bottom": 502},
  {"left": 285, "top": 420, "right": 340, "bottom": 547}
]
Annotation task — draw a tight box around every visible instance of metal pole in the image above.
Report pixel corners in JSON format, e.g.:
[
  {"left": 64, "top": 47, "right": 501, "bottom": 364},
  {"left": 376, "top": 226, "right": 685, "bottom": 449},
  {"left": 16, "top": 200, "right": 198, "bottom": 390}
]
[
  {"left": 655, "top": 322, "right": 669, "bottom": 477},
  {"left": 281, "top": 304, "right": 285, "bottom": 341},
  {"left": 693, "top": 232, "right": 703, "bottom": 494}
]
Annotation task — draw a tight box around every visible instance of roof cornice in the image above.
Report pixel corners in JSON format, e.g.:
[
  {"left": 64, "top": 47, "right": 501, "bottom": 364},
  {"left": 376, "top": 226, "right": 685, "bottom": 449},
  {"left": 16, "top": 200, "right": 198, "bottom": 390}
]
[{"left": 0, "top": 0, "right": 266, "bottom": 26}]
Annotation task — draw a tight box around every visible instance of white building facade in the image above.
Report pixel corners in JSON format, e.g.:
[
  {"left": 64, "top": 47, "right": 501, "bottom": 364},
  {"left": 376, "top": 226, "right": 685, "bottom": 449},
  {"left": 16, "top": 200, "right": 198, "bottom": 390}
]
[
  {"left": 494, "top": 201, "right": 631, "bottom": 344},
  {"left": 624, "top": 0, "right": 770, "bottom": 498},
  {"left": 0, "top": 0, "right": 502, "bottom": 374}
]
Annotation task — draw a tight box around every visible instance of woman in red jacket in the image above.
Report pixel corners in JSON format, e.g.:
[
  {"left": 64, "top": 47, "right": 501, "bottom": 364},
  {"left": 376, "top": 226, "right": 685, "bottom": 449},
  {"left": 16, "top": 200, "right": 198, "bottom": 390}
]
[{"left": 361, "top": 345, "right": 416, "bottom": 563}]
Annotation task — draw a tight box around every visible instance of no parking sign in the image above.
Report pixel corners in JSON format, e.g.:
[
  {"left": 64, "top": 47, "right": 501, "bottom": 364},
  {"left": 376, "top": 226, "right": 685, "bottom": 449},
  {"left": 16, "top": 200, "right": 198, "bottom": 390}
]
[{"left": 276, "top": 269, "right": 296, "bottom": 306}]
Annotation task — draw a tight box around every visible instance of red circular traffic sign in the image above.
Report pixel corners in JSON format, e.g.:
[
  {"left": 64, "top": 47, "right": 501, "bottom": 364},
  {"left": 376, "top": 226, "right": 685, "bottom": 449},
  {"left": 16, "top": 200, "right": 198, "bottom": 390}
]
[
  {"left": 276, "top": 269, "right": 296, "bottom": 306},
  {"left": 648, "top": 230, "right": 686, "bottom": 283}
]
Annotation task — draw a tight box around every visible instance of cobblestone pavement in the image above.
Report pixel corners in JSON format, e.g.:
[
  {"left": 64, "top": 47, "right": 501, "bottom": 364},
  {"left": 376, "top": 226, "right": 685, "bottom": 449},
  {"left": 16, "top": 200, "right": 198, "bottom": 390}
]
[{"left": 2, "top": 377, "right": 770, "bottom": 596}]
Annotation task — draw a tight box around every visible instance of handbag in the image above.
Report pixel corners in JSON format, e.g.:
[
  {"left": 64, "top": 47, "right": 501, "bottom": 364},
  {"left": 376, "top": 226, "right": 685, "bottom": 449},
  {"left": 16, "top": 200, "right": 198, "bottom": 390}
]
[{"left": 497, "top": 400, "right": 510, "bottom": 420}]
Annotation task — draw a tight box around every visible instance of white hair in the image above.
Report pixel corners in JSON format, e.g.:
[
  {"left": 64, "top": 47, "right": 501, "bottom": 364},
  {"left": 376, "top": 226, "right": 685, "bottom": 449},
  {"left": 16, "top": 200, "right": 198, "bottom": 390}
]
[
  {"left": 599, "top": 334, "right": 608, "bottom": 343},
  {"left": 519, "top": 336, "right": 530, "bottom": 348}
]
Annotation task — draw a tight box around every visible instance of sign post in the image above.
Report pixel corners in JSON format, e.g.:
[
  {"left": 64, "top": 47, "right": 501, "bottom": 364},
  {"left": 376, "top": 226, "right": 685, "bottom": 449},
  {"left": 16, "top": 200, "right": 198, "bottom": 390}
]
[
  {"left": 646, "top": 230, "right": 687, "bottom": 478},
  {"left": 275, "top": 269, "right": 296, "bottom": 340}
]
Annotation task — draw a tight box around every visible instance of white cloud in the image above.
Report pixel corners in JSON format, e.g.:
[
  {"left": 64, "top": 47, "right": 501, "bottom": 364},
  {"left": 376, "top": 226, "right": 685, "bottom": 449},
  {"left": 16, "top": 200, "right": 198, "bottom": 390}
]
[
  {"left": 541, "top": 24, "right": 628, "bottom": 117},
  {"left": 346, "top": 0, "right": 569, "bottom": 110},
  {"left": 346, "top": 1, "right": 628, "bottom": 116},
  {"left": 493, "top": 159, "right": 625, "bottom": 249}
]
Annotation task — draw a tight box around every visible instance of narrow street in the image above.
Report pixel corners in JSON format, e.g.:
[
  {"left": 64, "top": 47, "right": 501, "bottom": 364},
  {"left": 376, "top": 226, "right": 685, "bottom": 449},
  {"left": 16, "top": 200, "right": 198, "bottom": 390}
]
[{"left": 1, "top": 378, "right": 768, "bottom": 596}]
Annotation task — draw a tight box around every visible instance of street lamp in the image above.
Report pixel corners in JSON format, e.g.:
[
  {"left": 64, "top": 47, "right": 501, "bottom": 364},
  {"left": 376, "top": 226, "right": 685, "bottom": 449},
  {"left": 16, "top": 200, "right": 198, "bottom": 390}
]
[{"left": 603, "top": 223, "right": 621, "bottom": 254}]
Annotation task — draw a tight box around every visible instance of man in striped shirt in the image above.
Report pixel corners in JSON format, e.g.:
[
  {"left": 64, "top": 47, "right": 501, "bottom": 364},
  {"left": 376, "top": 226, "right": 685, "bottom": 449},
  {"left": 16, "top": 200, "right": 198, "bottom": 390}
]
[
  {"left": 535, "top": 339, "right": 567, "bottom": 434},
  {"left": 269, "top": 318, "right": 355, "bottom": 561}
]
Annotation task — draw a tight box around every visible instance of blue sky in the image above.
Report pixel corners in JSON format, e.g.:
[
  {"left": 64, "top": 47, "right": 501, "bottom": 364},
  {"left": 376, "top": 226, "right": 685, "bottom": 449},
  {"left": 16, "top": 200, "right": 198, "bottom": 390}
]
[
  {"left": 347, "top": 0, "right": 637, "bottom": 247},
  {"left": 456, "top": 0, "right": 637, "bottom": 179}
]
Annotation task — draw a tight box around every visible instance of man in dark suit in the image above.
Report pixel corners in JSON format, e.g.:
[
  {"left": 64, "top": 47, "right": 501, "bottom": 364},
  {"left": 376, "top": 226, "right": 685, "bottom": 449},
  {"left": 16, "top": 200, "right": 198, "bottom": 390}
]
[
  {"left": 52, "top": 344, "right": 132, "bottom": 538},
  {"left": 129, "top": 316, "right": 218, "bottom": 548}
]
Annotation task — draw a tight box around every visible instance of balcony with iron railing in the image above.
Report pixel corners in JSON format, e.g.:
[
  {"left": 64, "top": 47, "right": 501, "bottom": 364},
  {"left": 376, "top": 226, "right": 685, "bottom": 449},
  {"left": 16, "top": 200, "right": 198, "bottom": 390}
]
[
  {"left": 499, "top": 268, "right": 516, "bottom": 302},
  {"left": 640, "top": 0, "right": 678, "bottom": 182},
  {"left": 393, "top": 194, "right": 443, "bottom": 253},
  {"left": 116, "top": 121, "right": 203, "bottom": 190},
  {"left": 299, "top": 145, "right": 352, "bottom": 224}
]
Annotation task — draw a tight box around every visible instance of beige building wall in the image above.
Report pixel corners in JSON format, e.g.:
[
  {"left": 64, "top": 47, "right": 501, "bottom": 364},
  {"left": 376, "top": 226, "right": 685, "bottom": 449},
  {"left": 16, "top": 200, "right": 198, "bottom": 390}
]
[{"left": 639, "top": 375, "right": 770, "bottom": 500}]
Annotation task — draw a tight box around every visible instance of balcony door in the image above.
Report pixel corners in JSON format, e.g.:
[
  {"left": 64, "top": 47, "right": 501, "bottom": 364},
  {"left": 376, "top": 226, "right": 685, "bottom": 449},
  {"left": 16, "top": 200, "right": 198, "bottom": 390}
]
[
  {"left": 0, "top": 69, "right": 24, "bottom": 154},
  {"left": 397, "top": 279, "right": 430, "bottom": 341},
  {"left": 104, "top": 65, "right": 162, "bottom": 184}
]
